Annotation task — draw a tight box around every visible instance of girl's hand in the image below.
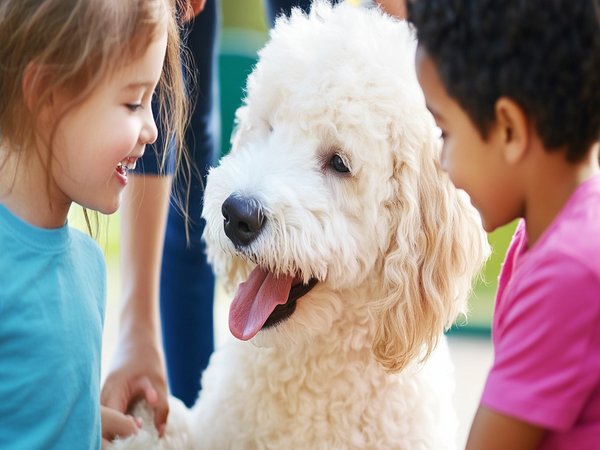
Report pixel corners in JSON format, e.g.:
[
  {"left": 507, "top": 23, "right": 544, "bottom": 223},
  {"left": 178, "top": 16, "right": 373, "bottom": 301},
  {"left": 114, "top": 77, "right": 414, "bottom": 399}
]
[
  {"left": 101, "top": 405, "right": 142, "bottom": 449},
  {"left": 101, "top": 326, "right": 169, "bottom": 437},
  {"left": 183, "top": 0, "right": 207, "bottom": 22}
]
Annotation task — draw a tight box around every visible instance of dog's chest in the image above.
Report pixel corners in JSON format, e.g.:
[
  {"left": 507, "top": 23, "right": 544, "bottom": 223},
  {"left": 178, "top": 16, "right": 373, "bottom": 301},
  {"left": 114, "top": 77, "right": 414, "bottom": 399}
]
[{"left": 194, "top": 338, "right": 455, "bottom": 450}]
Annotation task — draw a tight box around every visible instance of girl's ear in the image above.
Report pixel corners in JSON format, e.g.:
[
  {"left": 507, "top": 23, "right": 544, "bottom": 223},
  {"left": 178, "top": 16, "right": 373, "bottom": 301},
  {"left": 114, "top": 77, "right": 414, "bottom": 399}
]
[
  {"left": 495, "top": 97, "right": 529, "bottom": 166},
  {"left": 22, "top": 63, "right": 39, "bottom": 112},
  {"left": 22, "top": 62, "right": 55, "bottom": 126}
]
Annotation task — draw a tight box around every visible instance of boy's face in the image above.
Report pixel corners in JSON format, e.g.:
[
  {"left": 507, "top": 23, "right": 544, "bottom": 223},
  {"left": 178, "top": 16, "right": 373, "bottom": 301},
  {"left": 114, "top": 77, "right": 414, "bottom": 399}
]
[{"left": 415, "top": 46, "right": 518, "bottom": 233}]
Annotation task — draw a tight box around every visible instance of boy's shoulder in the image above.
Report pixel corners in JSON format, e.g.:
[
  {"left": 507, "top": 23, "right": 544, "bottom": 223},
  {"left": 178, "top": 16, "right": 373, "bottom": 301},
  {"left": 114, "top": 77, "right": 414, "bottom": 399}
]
[
  {"left": 499, "top": 177, "right": 600, "bottom": 328},
  {"left": 533, "top": 174, "right": 600, "bottom": 278}
]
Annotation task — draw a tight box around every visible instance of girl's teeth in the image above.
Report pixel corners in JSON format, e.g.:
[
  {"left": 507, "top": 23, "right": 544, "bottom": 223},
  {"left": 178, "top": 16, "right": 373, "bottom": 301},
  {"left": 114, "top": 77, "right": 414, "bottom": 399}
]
[
  {"left": 116, "top": 159, "right": 137, "bottom": 174},
  {"left": 116, "top": 162, "right": 126, "bottom": 176}
]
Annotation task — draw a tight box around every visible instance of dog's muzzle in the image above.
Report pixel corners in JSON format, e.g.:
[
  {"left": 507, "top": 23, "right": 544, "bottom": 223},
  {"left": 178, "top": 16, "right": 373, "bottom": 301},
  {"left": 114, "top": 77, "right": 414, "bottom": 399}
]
[{"left": 222, "top": 194, "right": 265, "bottom": 248}]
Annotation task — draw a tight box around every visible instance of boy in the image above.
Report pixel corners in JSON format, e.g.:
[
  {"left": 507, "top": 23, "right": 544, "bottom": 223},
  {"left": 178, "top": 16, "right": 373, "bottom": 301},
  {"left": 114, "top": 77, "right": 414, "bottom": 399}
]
[{"left": 408, "top": 1, "right": 600, "bottom": 449}]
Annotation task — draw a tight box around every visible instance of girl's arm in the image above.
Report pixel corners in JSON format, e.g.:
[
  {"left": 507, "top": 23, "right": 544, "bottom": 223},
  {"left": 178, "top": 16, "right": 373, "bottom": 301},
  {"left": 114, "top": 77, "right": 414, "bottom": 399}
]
[
  {"left": 466, "top": 405, "right": 544, "bottom": 450},
  {"left": 101, "top": 174, "right": 172, "bottom": 437}
]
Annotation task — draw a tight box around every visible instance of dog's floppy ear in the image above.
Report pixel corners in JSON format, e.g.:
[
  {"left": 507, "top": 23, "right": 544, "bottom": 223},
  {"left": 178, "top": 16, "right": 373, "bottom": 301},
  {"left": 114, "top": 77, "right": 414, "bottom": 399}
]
[{"left": 371, "top": 134, "right": 490, "bottom": 374}]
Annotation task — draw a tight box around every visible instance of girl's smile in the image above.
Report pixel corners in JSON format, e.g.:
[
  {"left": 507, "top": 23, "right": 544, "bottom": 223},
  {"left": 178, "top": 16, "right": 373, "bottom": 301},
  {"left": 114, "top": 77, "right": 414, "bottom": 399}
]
[
  {"left": 45, "top": 28, "right": 168, "bottom": 219},
  {"left": 115, "top": 157, "right": 140, "bottom": 186}
]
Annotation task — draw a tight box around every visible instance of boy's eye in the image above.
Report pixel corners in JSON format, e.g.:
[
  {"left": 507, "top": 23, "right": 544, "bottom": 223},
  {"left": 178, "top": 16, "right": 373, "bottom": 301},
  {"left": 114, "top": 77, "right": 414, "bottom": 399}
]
[
  {"left": 435, "top": 126, "right": 445, "bottom": 139},
  {"left": 126, "top": 103, "right": 142, "bottom": 112}
]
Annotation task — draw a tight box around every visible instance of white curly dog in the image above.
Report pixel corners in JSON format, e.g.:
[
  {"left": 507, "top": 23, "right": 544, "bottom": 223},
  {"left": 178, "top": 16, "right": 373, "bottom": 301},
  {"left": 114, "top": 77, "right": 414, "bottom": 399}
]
[{"left": 113, "top": 2, "right": 490, "bottom": 449}]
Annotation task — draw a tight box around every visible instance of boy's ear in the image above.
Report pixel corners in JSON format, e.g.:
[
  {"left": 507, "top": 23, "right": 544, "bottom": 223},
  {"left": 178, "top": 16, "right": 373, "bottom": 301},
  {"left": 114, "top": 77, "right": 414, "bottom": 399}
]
[{"left": 495, "top": 97, "right": 529, "bottom": 165}]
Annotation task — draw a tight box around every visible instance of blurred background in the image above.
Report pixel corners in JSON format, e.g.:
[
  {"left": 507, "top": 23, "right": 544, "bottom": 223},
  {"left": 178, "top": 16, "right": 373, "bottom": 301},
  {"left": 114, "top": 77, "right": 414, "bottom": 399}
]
[{"left": 69, "top": 0, "right": 519, "bottom": 447}]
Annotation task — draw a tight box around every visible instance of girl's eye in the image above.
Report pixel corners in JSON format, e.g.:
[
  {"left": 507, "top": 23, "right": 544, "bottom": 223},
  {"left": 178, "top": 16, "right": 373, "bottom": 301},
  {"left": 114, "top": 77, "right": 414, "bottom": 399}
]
[
  {"left": 331, "top": 154, "right": 350, "bottom": 173},
  {"left": 126, "top": 103, "right": 142, "bottom": 112}
]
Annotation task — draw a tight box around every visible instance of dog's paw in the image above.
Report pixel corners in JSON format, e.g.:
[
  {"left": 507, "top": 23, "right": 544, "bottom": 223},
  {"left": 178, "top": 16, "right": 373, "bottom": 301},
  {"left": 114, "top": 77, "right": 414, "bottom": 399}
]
[{"left": 110, "top": 397, "right": 194, "bottom": 450}]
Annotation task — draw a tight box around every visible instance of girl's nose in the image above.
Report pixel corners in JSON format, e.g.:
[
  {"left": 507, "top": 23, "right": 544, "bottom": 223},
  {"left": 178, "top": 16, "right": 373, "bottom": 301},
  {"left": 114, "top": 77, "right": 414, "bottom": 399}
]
[{"left": 141, "top": 108, "right": 158, "bottom": 145}]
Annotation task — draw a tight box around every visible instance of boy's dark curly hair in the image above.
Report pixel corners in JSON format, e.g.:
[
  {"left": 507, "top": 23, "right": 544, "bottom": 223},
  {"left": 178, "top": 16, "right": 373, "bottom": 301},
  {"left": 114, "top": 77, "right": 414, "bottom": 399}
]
[{"left": 407, "top": 0, "right": 600, "bottom": 162}]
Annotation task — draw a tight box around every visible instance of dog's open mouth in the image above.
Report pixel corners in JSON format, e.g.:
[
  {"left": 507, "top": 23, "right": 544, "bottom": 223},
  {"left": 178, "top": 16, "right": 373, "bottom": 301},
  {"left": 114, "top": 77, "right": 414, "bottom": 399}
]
[{"left": 229, "top": 266, "right": 318, "bottom": 341}]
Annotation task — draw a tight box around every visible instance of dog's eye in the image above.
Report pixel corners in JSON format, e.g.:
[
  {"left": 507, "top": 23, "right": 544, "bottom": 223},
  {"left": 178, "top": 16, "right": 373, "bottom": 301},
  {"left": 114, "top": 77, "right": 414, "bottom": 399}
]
[{"left": 330, "top": 154, "right": 350, "bottom": 173}]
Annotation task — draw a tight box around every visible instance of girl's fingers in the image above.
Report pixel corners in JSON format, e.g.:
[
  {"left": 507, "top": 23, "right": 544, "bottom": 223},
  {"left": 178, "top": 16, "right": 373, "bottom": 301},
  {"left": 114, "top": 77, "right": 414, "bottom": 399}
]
[
  {"left": 130, "top": 376, "right": 169, "bottom": 436},
  {"left": 132, "top": 376, "right": 158, "bottom": 407},
  {"left": 153, "top": 393, "right": 169, "bottom": 437},
  {"left": 100, "top": 373, "right": 132, "bottom": 414},
  {"left": 101, "top": 405, "right": 141, "bottom": 441}
]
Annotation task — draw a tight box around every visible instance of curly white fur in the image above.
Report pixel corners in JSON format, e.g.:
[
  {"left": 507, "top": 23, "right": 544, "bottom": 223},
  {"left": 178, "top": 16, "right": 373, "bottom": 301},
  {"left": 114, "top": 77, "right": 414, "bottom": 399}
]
[{"left": 113, "top": 2, "right": 490, "bottom": 449}]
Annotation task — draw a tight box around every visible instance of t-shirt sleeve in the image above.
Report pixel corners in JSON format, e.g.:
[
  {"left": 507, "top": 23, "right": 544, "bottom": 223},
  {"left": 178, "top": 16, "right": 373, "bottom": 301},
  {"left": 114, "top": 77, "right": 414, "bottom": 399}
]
[{"left": 481, "top": 252, "right": 600, "bottom": 431}]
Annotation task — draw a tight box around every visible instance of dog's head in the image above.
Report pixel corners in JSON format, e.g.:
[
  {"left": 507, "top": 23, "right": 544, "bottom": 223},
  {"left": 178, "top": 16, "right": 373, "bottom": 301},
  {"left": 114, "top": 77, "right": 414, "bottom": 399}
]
[{"left": 202, "top": 1, "right": 490, "bottom": 372}]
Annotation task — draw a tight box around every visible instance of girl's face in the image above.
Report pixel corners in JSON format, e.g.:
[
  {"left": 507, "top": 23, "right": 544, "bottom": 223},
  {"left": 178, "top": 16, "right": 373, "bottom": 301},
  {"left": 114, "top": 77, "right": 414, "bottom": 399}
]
[
  {"left": 49, "top": 28, "right": 168, "bottom": 216},
  {"left": 415, "top": 46, "right": 520, "bottom": 233}
]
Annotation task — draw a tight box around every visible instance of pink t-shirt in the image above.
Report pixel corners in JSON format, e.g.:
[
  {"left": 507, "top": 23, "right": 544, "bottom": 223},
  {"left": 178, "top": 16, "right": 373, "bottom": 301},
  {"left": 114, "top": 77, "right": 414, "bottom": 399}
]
[{"left": 481, "top": 174, "right": 600, "bottom": 449}]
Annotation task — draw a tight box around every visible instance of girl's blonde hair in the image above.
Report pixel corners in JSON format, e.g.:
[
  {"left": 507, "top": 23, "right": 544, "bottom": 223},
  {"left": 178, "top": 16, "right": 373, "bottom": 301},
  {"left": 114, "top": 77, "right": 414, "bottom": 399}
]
[{"left": 0, "top": 0, "right": 188, "bottom": 224}]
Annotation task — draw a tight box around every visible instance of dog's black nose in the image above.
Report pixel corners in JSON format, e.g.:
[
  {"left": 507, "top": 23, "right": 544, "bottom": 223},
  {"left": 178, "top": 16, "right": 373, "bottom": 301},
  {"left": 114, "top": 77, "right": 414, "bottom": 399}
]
[{"left": 222, "top": 194, "right": 265, "bottom": 247}]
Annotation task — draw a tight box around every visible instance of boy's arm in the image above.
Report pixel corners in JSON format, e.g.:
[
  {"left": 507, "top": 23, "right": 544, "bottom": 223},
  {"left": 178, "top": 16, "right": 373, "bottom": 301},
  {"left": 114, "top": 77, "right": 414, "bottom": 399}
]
[{"left": 466, "top": 405, "right": 544, "bottom": 450}]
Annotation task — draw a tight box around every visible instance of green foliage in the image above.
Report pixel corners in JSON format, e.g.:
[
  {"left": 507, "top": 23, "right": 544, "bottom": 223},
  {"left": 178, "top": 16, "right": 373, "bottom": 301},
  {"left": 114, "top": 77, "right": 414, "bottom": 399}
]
[{"left": 462, "top": 220, "right": 518, "bottom": 332}]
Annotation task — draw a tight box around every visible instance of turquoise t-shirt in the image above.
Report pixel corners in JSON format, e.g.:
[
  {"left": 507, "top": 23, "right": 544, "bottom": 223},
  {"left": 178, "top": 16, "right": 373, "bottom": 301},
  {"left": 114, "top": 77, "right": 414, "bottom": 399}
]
[{"left": 0, "top": 203, "right": 106, "bottom": 450}]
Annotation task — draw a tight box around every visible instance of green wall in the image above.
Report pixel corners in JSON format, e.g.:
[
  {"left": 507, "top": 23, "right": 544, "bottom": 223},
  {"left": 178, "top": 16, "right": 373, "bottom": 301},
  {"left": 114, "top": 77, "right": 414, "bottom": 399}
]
[{"left": 218, "top": 0, "right": 268, "bottom": 159}]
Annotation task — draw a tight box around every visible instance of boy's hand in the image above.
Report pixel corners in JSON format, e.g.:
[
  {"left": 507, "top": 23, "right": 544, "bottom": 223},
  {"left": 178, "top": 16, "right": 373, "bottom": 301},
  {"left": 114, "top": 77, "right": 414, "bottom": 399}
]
[{"left": 101, "top": 405, "right": 142, "bottom": 449}]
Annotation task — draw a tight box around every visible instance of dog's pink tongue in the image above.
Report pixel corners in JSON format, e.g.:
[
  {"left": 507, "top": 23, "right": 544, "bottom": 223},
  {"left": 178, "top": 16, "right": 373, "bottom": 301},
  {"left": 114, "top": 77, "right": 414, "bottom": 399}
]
[{"left": 229, "top": 266, "right": 294, "bottom": 341}]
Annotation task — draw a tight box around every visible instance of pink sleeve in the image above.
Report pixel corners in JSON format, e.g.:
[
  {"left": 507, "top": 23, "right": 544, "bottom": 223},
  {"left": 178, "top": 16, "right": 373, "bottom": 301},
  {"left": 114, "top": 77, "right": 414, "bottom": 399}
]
[{"left": 481, "top": 252, "right": 600, "bottom": 431}]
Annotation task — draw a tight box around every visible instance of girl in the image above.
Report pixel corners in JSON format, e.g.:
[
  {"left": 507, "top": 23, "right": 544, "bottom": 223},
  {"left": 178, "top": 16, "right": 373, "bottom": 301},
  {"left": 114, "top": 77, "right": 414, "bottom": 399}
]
[{"left": 0, "top": 0, "right": 187, "bottom": 448}]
